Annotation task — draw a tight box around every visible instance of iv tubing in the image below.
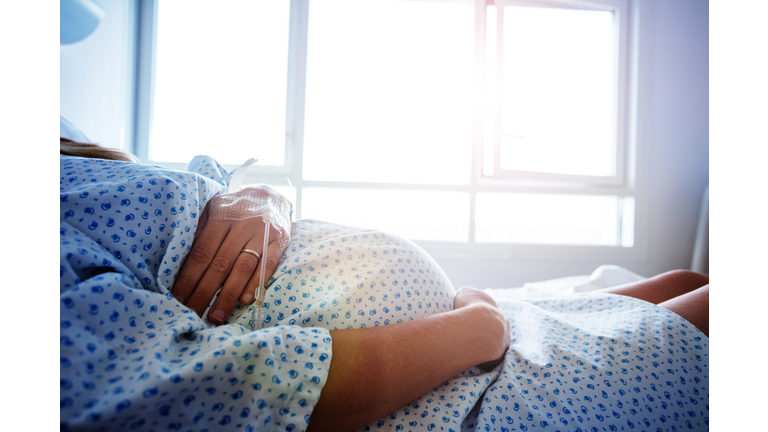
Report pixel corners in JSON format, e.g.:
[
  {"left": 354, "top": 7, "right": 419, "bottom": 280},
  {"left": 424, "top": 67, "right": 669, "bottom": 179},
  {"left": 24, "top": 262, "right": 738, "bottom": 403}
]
[{"left": 253, "top": 222, "right": 270, "bottom": 329}]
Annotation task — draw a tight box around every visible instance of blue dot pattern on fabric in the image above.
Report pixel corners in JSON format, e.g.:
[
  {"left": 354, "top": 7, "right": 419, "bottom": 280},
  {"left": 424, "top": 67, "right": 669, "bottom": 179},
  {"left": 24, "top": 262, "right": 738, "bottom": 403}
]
[
  {"left": 380, "top": 296, "right": 709, "bottom": 432},
  {"left": 227, "top": 220, "right": 456, "bottom": 331},
  {"left": 61, "top": 155, "right": 708, "bottom": 432},
  {"left": 60, "top": 156, "right": 332, "bottom": 432},
  {"left": 224, "top": 221, "right": 709, "bottom": 432}
]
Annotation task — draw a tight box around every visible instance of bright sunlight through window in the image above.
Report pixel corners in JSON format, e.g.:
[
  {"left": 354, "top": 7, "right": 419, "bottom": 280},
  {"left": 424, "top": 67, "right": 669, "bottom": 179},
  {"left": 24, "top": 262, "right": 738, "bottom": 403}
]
[
  {"left": 302, "top": 0, "right": 474, "bottom": 185},
  {"left": 152, "top": 0, "right": 289, "bottom": 165},
  {"left": 143, "top": 0, "right": 636, "bottom": 248},
  {"left": 302, "top": 188, "right": 469, "bottom": 242},
  {"left": 485, "top": 5, "right": 616, "bottom": 177}
]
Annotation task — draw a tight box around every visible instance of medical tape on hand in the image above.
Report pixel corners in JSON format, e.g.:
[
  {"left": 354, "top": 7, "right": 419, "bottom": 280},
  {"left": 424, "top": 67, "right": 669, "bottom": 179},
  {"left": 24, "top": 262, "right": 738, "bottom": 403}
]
[
  {"left": 210, "top": 158, "right": 294, "bottom": 253},
  {"left": 208, "top": 188, "right": 293, "bottom": 253}
]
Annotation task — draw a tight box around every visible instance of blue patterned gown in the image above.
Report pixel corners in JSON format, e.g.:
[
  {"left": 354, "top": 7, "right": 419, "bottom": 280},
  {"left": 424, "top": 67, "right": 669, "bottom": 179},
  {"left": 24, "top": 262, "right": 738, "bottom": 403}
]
[
  {"left": 60, "top": 155, "right": 709, "bottom": 432},
  {"left": 60, "top": 155, "right": 331, "bottom": 432}
]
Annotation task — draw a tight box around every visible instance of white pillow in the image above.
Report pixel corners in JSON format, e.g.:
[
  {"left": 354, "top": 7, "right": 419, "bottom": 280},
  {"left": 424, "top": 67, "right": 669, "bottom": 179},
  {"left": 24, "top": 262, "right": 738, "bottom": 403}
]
[{"left": 60, "top": 116, "right": 91, "bottom": 142}]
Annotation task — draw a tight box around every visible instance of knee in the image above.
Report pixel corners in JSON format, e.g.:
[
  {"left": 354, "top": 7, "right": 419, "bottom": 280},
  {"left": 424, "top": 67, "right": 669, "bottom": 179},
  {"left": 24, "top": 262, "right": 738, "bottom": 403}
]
[{"left": 659, "top": 269, "right": 709, "bottom": 288}]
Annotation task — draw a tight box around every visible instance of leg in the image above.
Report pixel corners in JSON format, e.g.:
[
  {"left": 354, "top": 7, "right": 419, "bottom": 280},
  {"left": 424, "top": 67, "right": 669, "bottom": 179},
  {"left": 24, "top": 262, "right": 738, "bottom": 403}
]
[
  {"left": 658, "top": 285, "right": 709, "bottom": 337},
  {"left": 598, "top": 270, "right": 709, "bottom": 305}
]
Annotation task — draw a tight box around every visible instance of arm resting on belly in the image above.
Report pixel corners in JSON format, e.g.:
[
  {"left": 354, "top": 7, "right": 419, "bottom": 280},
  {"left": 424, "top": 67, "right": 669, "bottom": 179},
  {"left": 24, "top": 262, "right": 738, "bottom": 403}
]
[{"left": 308, "top": 294, "right": 509, "bottom": 432}]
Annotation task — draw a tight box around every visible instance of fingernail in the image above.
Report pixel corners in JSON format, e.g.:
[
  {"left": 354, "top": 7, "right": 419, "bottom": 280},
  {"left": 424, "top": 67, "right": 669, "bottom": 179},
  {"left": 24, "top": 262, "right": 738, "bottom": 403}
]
[
  {"left": 209, "top": 309, "right": 225, "bottom": 322},
  {"left": 174, "top": 294, "right": 186, "bottom": 304},
  {"left": 242, "top": 292, "right": 254, "bottom": 303}
]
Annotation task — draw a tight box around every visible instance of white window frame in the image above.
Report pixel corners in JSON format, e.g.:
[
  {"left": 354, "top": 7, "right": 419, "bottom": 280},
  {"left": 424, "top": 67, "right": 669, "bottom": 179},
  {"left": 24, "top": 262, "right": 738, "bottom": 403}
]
[
  {"left": 131, "top": 0, "right": 647, "bottom": 263},
  {"left": 486, "top": 0, "right": 629, "bottom": 188}
]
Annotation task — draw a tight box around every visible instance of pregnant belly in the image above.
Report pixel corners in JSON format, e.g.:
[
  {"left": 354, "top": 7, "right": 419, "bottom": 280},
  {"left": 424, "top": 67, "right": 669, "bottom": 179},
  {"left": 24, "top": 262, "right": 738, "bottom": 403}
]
[{"left": 260, "top": 219, "right": 455, "bottom": 330}]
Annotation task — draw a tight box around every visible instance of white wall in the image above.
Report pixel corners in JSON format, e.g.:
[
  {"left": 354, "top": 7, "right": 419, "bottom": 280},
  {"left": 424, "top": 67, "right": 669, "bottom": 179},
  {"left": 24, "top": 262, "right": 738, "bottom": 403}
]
[
  {"left": 60, "top": 0, "right": 136, "bottom": 151},
  {"left": 59, "top": 0, "right": 709, "bottom": 288},
  {"left": 442, "top": 0, "right": 709, "bottom": 288},
  {"left": 641, "top": 0, "right": 709, "bottom": 276}
]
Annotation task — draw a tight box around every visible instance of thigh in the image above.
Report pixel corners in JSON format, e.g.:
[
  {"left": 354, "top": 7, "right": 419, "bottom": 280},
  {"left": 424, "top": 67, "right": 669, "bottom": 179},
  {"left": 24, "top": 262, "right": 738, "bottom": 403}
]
[
  {"left": 599, "top": 269, "right": 709, "bottom": 304},
  {"left": 658, "top": 285, "right": 709, "bottom": 337}
]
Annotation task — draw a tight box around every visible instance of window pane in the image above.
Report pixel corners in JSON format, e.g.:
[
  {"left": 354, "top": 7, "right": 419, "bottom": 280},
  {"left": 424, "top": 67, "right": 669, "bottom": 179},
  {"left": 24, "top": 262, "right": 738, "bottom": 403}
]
[
  {"left": 620, "top": 196, "right": 634, "bottom": 247},
  {"left": 302, "top": 188, "right": 469, "bottom": 242},
  {"left": 152, "top": 0, "right": 289, "bottom": 165},
  {"left": 476, "top": 193, "right": 623, "bottom": 245},
  {"left": 303, "top": 0, "right": 474, "bottom": 185},
  {"left": 483, "top": 4, "right": 498, "bottom": 177},
  {"left": 499, "top": 6, "right": 615, "bottom": 176}
]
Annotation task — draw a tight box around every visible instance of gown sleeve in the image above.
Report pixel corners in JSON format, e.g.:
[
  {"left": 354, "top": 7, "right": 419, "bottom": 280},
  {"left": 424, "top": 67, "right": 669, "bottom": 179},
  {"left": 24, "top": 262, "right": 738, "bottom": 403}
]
[{"left": 60, "top": 156, "right": 332, "bottom": 432}]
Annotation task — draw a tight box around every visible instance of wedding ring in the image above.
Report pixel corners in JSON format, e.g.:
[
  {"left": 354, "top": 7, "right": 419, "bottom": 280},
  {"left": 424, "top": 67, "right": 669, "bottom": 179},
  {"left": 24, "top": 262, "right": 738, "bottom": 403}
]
[{"left": 240, "top": 249, "right": 261, "bottom": 260}]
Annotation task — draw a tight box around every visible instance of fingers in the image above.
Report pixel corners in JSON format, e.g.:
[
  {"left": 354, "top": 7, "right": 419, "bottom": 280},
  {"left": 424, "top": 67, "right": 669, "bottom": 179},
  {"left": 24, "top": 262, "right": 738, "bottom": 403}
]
[
  {"left": 205, "top": 244, "right": 261, "bottom": 325},
  {"left": 454, "top": 286, "right": 497, "bottom": 310},
  {"left": 185, "top": 220, "right": 261, "bottom": 317},
  {"left": 208, "top": 232, "right": 282, "bottom": 325},
  {"left": 454, "top": 286, "right": 510, "bottom": 369},
  {"left": 172, "top": 208, "right": 287, "bottom": 325},
  {"left": 240, "top": 239, "right": 283, "bottom": 304},
  {"left": 171, "top": 215, "right": 229, "bottom": 305}
]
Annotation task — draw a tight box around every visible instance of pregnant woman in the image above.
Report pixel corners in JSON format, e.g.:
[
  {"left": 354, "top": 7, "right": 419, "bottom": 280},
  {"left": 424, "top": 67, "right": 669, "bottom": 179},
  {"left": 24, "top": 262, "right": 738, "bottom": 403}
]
[{"left": 60, "top": 140, "right": 708, "bottom": 432}]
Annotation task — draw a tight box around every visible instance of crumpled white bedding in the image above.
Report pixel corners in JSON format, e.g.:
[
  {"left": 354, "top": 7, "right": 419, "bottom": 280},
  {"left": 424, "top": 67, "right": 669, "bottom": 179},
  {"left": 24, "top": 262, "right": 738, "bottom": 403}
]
[{"left": 483, "top": 265, "right": 646, "bottom": 301}]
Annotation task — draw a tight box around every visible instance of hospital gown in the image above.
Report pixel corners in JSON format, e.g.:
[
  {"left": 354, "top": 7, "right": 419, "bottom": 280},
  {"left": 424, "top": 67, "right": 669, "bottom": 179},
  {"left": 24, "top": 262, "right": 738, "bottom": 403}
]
[
  {"left": 60, "top": 155, "right": 330, "bottom": 432},
  {"left": 60, "top": 155, "right": 709, "bottom": 432}
]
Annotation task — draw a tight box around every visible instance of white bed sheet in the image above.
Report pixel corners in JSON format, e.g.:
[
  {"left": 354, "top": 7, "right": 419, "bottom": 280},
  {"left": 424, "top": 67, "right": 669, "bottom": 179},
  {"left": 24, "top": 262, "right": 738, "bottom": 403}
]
[{"left": 483, "top": 264, "right": 646, "bottom": 301}]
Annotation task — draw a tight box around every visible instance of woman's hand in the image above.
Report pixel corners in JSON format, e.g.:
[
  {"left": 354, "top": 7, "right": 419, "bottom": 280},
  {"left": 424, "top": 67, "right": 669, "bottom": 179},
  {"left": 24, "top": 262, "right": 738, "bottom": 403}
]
[
  {"left": 308, "top": 287, "right": 511, "bottom": 432},
  {"left": 171, "top": 185, "right": 292, "bottom": 325},
  {"left": 453, "top": 286, "right": 511, "bottom": 370}
]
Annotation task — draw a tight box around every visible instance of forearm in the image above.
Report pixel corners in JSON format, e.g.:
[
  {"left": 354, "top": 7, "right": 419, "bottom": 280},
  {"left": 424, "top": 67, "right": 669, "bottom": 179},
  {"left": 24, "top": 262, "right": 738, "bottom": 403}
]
[{"left": 307, "top": 303, "right": 505, "bottom": 432}]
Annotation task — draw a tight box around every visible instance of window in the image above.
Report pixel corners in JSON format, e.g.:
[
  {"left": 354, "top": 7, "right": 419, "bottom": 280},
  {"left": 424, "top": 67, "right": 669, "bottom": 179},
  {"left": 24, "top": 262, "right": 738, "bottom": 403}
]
[
  {"left": 134, "top": 0, "right": 640, "bottom": 259},
  {"left": 484, "top": 1, "right": 623, "bottom": 181},
  {"left": 150, "top": 0, "right": 290, "bottom": 165}
]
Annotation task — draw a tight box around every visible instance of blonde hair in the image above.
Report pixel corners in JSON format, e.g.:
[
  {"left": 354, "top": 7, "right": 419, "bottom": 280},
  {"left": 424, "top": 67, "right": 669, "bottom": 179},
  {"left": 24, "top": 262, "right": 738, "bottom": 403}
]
[{"left": 60, "top": 137, "right": 139, "bottom": 163}]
